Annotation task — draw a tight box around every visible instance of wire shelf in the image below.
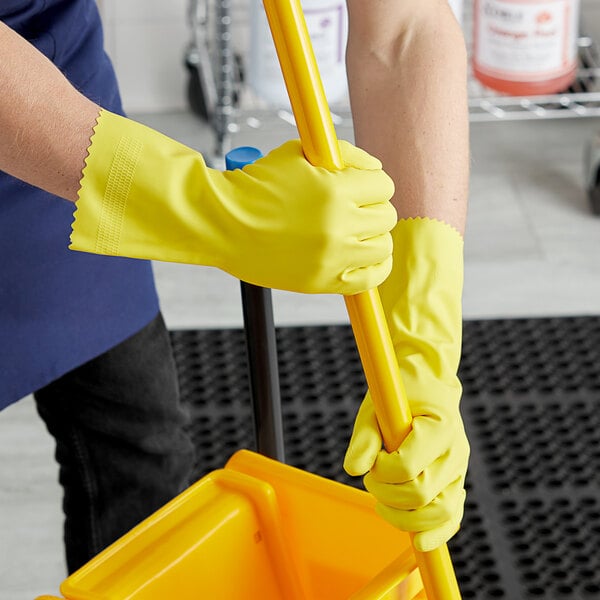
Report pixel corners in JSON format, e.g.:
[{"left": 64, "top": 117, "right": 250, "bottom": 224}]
[
  {"left": 467, "top": 37, "right": 600, "bottom": 122},
  {"left": 230, "top": 19, "right": 600, "bottom": 131},
  {"left": 186, "top": 0, "right": 600, "bottom": 156}
]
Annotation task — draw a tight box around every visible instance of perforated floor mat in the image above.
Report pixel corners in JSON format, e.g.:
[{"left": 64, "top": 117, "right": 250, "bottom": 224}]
[{"left": 170, "top": 316, "right": 600, "bottom": 600}]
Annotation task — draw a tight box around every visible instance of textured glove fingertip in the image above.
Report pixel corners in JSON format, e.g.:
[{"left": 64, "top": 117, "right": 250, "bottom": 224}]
[
  {"left": 341, "top": 254, "right": 394, "bottom": 295},
  {"left": 344, "top": 397, "right": 382, "bottom": 476},
  {"left": 343, "top": 456, "right": 367, "bottom": 477},
  {"left": 343, "top": 441, "right": 378, "bottom": 476},
  {"left": 413, "top": 517, "right": 462, "bottom": 553},
  {"left": 413, "top": 486, "right": 466, "bottom": 552}
]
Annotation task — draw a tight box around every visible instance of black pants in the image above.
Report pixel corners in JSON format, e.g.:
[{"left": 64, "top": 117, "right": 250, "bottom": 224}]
[{"left": 34, "top": 313, "right": 195, "bottom": 574}]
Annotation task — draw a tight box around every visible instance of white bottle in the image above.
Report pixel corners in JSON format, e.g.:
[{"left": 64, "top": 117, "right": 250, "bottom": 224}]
[
  {"left": 448, "top": 0, "right": 464, "bottom": 26},
  {"left": 248, "top": 0, "right": 349, "bottom": 107}
]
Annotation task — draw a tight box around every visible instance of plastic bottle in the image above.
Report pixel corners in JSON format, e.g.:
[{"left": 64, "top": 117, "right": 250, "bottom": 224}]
[
  {"left": 448, "top": 0, "right": 464, "bottom": 26},
  {"left": 248, "top": 0, "right": 348, "bottom": 107},
  {"left": 473, "top": 0, "right": 581, "bottom": 95}
]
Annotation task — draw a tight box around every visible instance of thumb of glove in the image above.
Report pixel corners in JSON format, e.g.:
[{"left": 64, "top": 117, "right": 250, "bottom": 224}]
[
  {"left": 344, "top": 394, "right": 383, "bottom": 476},
  {"left": 338, "top": 139, "right": 384, "bottom": 171}
]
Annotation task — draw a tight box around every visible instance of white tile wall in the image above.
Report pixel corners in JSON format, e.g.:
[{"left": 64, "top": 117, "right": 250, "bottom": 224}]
[
  {"left": 98, "top": 0, "right": 189, "bottom": 113},
  {"left": 96, "top": 0, "right": 250, "bottom": 114}
]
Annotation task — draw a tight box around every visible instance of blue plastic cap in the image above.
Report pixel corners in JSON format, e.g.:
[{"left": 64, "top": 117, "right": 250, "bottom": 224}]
[{"left": 225, "top": 146, "right": 264, "bottom": 171}]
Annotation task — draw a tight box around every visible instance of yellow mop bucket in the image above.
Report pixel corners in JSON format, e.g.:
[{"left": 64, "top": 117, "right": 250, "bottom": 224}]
[{"left": 37, "top": 450, "right": 425, "bottom": 600}]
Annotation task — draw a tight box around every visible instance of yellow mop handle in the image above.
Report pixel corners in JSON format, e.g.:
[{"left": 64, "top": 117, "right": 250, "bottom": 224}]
[{"left": 261, "top": 2, "right": 462, "bottom": 599}]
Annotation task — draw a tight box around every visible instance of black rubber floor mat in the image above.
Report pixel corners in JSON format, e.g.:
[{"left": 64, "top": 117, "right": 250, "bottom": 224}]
[{"left": 170, "top": 316, "right": 600, "bottom": 600}]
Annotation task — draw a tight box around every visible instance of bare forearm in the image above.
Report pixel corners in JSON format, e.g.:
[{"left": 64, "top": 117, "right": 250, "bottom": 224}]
[
  {"left": 346, "top": 0, "right": 469, "bottom": 235},
  {"left": 0, "top": 21, "right": 100, "bottom": 202}
]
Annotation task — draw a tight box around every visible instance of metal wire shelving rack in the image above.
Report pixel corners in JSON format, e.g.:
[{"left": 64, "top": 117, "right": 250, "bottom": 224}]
[
  {"left": 462, "top": 0, "right": 600, "bottom": 122},
  {"left": 184, "top": 0, "right": 600, "bottom": 207},
  {"left": 468, "top": 38, "right": 600, "bottom": 121}
]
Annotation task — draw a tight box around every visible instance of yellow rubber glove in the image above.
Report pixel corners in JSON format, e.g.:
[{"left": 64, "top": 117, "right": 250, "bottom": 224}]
[
  {"left": 344, "top": 218, "right": 469, "bottom": 552},
  {"left": 70, "top": 110, "right": 396, "bottom": 295}
]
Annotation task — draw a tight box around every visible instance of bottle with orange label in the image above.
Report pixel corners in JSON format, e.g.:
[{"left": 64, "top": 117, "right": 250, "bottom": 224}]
[{"left": 473, "top": 0, "right": 581, "bottom": 95}]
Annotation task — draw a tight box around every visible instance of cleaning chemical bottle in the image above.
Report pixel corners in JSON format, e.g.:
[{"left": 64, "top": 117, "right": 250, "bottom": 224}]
[
  {"left": 473, "top": 0, "right": 581, "bottom": 95},
  {"left": 248, "top": 0, "right": 348, "bottom": 107}
]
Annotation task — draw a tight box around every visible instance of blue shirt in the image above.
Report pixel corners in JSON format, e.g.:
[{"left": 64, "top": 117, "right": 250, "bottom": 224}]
[{"left": 0, "top": 0, "right": 160, "bottom": 408}]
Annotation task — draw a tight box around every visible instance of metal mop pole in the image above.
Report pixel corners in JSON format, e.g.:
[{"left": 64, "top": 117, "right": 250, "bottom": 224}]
[
  {"left": 226, "top": 147, "right": 286, "bottom": 463},
  {"left": 260, "top": 1, "right": 462, "bottom": 598},
  {"left": 240, "top": 282, "right": 286, "bottom": 462}
]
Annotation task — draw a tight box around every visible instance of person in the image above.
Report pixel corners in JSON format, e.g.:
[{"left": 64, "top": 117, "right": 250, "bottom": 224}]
[
  {"left": 341, "top": 0, "right": 470, "bottom": 553},
  {"left": 0, "top": 0, "right": 469, "bottom": 575},
  {"left": 0, "top": 0, "right": 394, "bottom": 576}
]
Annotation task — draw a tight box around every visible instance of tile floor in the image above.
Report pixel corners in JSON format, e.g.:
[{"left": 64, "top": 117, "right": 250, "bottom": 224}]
[{"left": 2, "top": 111, "right": 600, "bottom": 599}]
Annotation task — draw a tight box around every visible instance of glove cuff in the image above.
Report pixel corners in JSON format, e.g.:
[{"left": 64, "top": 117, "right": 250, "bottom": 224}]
[
  {"left": 71, "top": 109, "right": 146, "bottom": 255},
  {"left": 379, "top": 218, "right": 464, "bottom": 410},
  {"left": 69, "top": 109, "right": 225, "bottom": 266}
]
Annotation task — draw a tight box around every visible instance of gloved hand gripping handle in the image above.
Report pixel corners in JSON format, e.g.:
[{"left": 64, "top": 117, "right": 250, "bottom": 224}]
[{"left": 261, "top": 1, "right": 462, "bottom": 598}]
